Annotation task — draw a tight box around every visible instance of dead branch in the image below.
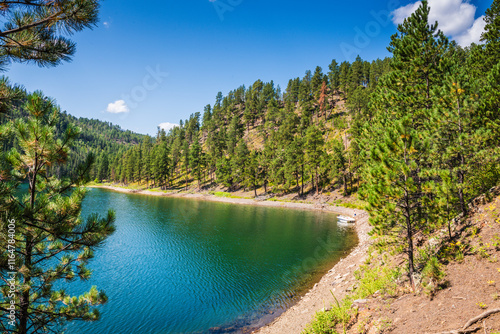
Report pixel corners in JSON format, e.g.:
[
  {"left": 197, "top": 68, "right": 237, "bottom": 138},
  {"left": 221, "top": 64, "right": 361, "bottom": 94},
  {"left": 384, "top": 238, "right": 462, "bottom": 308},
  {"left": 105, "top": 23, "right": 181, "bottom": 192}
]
[
  {"left": 437, "top": 327, "right": 481, "bottom": 334},
  {"left": 462, "top": 309, "right": 500, "bottom": 330},
  {"left": 436, "top": 308, "right": 500, "bottom": 334},
  {"left": 435, "top": 328, "right": 479, "bottom": 334}
]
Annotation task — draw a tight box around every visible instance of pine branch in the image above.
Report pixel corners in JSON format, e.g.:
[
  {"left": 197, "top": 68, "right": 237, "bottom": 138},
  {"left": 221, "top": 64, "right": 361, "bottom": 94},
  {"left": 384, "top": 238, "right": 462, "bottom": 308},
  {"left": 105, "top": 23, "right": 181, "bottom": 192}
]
[{"left": 0, "top": 11, "right": 61, "bottom": 37}]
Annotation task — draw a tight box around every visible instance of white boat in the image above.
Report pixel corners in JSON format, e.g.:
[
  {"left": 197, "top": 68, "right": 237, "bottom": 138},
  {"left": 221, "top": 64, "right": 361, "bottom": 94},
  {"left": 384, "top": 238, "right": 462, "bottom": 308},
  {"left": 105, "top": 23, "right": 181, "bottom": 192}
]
[{"left": 337, "top": 215, "right": 356, "bottom": 224}]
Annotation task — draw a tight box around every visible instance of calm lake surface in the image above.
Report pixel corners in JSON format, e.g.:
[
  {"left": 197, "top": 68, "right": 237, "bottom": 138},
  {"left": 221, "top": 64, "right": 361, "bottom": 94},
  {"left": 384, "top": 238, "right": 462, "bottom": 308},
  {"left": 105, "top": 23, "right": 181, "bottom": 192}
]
[{"left": 65, "top": 188, "right": 357, "bottom": 334}]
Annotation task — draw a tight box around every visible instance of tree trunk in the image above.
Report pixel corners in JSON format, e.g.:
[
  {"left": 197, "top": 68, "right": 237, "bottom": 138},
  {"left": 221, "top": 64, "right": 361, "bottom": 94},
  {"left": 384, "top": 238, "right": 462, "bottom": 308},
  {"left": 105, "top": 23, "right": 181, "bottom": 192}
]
[
  {"left": 296, "top": 173, "right": 300, "bottom": 197},
  {"left": 19, "top": 243, "right": 31, "bottom": 334},
  {"left": 457, "top": 97, "right": 467, "bottom": 217},
  {"left": 301, "top": 164, "right": 304, "bottom": 196},
  {"left": 21, "top": 155, "right": 39, "bottom": 334},
  {"left": 343, "top": 174, "right": 348, "bottom": 195},
  {"left": 315, "top": 168, "right": 319, "bottom": 195},
  {"left": 406, "top": 213, "right": 416, "bottom": 292}
]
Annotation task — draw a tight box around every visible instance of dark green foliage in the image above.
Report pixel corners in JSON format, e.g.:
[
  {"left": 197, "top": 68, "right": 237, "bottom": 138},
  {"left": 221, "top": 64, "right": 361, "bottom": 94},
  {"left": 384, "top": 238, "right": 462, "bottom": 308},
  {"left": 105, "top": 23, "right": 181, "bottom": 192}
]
[
  {"left": 190, "top": 134, "right": 203, "bottom": 189},
  {"left": 305, "top": 126, "right": 325, "bottom": 195},
  {"left": 361, "top": 0, "right": 450, "bottom": 289},
  {"left": 0, "top": 92, "right": 115, "bottom": 334},
  {"left": 482, "top": 0, "right": 500, "bottom": 67},
  {"left": 358, "top": 0, "right": 500, "bottom": 290}
]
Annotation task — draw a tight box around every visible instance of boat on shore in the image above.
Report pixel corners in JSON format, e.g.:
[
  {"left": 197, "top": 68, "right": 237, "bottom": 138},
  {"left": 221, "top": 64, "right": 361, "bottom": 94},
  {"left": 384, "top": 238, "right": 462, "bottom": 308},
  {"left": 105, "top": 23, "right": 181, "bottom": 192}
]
[{"left": 337, "top": 215, "right": 356, "bottom": 224}]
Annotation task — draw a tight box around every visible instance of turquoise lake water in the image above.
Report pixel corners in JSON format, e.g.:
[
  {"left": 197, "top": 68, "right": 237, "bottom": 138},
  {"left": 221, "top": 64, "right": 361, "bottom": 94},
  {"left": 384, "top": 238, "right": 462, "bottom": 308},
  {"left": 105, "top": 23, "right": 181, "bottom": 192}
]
[{"left": 64, "top": 188, "right": 357, "bottom": 333}]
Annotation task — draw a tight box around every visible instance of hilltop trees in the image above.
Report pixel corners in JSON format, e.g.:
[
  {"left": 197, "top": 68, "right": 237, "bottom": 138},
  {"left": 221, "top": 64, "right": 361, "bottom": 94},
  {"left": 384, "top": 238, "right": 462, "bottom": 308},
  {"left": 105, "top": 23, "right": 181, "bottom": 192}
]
[{"left": 91, "top": 52, "right": 394, "bottom": 198}]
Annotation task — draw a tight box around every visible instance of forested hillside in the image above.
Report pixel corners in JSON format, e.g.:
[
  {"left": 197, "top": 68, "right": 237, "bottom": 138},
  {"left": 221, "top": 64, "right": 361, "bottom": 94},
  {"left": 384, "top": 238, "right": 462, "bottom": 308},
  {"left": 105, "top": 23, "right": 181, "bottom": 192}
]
[
  {"left": 102, "top": 56, "right": 392, "bottom": 195},
  {"left": 0, "top": 102, "right": 145, "bottom": 179}
]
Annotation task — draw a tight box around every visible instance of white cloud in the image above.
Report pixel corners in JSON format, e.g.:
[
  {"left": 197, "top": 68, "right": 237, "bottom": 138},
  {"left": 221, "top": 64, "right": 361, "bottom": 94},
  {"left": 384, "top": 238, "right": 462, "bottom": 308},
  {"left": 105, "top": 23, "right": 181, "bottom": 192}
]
[
  {"left": 455, "top": 15, "right": 486, "bottom": 46},
  {"left": 391, "top": 0, "right": 486, "bottom": 46},
  {"left": 158, "top": 122, "right": 179, "bottom": 132},
  {"left": 103, "top": 21, "right": 110, "bottom": 28},
  {"left": 392, "top": 2, "right": 422, "bottom": 25},
  {"left": 106, "top": 100, "right": 129, "bottom": 114}
]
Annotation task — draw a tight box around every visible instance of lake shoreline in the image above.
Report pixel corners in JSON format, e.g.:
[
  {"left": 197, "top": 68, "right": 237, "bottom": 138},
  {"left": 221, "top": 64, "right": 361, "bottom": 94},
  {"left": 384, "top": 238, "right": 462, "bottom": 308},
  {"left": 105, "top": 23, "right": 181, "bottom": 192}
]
[
  {"left": 88, "top": 185, "right": 371, "bottom": 334},
  {"left": 86, "top": 185, "right": 364, "bottom": 217}
]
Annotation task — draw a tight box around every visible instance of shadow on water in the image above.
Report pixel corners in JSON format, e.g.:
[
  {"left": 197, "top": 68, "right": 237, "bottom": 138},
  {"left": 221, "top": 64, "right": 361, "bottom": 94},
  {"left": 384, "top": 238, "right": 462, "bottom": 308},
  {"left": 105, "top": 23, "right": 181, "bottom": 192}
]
[{"left": 208, "top": 230, "right": 358, "bottom": 334}]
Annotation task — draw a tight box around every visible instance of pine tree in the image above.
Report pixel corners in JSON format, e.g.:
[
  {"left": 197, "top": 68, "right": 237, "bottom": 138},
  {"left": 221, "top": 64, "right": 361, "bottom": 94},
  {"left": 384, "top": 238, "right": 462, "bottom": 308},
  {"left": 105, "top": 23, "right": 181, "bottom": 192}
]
[
  {"left": 216, "top": 156, "right": 233, "bottom": 188},
  {"left": 311, "top": 66, "right": 324, "bottom": 99},
  {"left": 190, "top": 134, "right": 203, "bottom": 190},
  {"left": 141, "top": 137, "right": 153, "bottom": 187},
  {"left": 158, "top": 142, "right": 171, "bottom": 188},
  {"left": 0, "top": 0, "right": 101, "bottom": 69},
  {"left": 305, "top": 125, "right": 325, "bottom": 195},
  {"left": 245, "top": 151, "right": 259, "bottom": 197},
  {"left": 331, "top": 138, "right": 350, "bottom": 195},
  {"left": 349, "top": 55, "right": 364, "bottom": 91},
  {"left": 97, "top": 152, "right": 109, "bottom": 182},
  {"left": 318, "top": 81, "right": 328, "bottom": 122},
  {"left": 360, "top": 1, "right": 449, "bottom": 290},
  {"left": 226, "top": 115, "right": 242, "bottom": 155},
  {"left": 0, "top": 92, "right": 115, "bottom": 334},
  {"left": 233, "top": 139, "right": 249, "bottom": 190},
  {"left": 258, "top": 147, "right": 271, "bottom": 194},
  {"left": 182, "top": 140, "right": 190, "bottom": 190},
  {"left": 328, "top": 59, "right": 340, "bottom": 94},
  {"left": 285, "top": 136, "right": 304, "bottom": 196},
  {"left": 482, "top": 0, "right": 500, "bottom": 67},
  {"left": 202, "top": 104, "right": 212, "bottom": 130},
  {"left": 0, "top": 77, "right": 24, "bottom": 116}
]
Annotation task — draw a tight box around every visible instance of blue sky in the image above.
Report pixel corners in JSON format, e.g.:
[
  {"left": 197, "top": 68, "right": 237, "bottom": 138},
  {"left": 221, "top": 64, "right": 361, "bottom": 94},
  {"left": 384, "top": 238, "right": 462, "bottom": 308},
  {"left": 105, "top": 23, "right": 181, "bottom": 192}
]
[{"left": 6, "top": 0, "right": 492, "bottom": 135}]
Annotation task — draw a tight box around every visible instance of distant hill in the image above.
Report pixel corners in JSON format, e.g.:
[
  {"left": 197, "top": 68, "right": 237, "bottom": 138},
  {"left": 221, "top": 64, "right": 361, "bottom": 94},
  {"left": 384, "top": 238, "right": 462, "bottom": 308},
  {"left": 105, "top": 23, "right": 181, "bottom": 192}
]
[{"left": 0, "top": 97, "right": 146, "bottom": 179}]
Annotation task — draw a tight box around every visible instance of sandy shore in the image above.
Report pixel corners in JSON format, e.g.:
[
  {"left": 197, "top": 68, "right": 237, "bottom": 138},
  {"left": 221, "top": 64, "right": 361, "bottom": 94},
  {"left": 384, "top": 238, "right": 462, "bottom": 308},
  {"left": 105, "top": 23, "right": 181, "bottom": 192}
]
[{"left": 88, "top": 185, "right": 371, "bottom": 333}]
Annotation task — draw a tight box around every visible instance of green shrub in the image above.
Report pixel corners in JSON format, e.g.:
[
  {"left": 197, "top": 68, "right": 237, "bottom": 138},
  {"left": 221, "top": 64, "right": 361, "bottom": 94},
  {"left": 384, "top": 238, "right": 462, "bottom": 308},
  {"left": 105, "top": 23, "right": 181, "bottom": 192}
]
[
  {"left": 421, "top": 257, "right": 445, "bottom": 297},
  {"left": 303, "top": 294, "right": 353, "bottom": 334},
  {"left": 354, "top": 265, "right": 401, "bottom": 299},
  {"left": 302, "top": 309, "right": 340, "bottom": 334}
]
